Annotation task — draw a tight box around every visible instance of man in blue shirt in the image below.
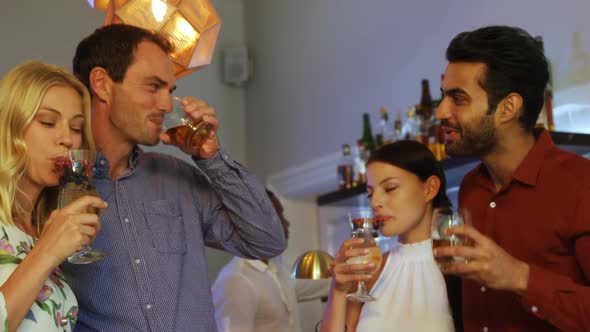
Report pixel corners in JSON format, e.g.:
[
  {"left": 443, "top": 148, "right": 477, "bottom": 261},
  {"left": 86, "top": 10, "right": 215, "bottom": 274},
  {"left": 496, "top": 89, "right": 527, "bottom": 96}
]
[{"left": 61, "top": 24, "right": 287, "bottom": 332}]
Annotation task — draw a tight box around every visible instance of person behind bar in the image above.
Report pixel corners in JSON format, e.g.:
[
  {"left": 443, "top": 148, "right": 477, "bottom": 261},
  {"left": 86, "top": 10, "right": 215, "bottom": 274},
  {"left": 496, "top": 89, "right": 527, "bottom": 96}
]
[
  {"left": 434, "top": 25, "right": 590, "bottom": 331},
  {"left": 321, "top": 140, "right": 455, "bottom": 332},
  {"left": 212, "top": 189, "right": 331, "bottom": 332},
  {"left": 60, "top": 24, "right": 286, "bottom": 332},
  {"left": 0, "top": 60, "right": 106, "bottom": 331}
]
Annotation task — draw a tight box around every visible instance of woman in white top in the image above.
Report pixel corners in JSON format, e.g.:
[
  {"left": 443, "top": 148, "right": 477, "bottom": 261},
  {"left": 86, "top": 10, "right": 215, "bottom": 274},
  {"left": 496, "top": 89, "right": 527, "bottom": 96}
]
[
  {"left": 322, "top": 140, "right": 455, "bottom": 332},
  {"left": 0, "top": 61, "right": 106, "bottom": 331}
]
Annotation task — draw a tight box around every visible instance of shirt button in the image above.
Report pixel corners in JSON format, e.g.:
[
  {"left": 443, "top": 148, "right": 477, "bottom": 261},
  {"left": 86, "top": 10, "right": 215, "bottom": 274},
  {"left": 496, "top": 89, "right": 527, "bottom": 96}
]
[
  {"left": 223, "top": 154, "right": 228, "bottom": 160},
  {"left": 99, "top": 160, "right": 105, "bottom": 165},
  {"left": 124, "top": 218, "right": 129, "bottom": 223},
  {"left": 481, "top": 286, "right": 486, "bottom": 293},
  {"left": 135, "top": 259, "right": 141, "bottom": 264},
  {"left": 483, "top": 327, "right": 488, "bottom": 332},
  {"left": 145, "top": 304, "right": 152, "bottom": 310},
  {"left": 489, "top": 201, "right": 496, "bottom": 208},
  {"left": 531, "top": 305, "right": 538, "bottom": 313}
]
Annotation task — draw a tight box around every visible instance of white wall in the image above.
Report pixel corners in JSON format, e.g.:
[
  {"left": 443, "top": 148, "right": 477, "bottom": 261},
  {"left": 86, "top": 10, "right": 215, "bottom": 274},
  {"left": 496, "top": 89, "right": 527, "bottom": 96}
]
[{"left": 244, "top": 0, "right": 590, "bottom": 180}]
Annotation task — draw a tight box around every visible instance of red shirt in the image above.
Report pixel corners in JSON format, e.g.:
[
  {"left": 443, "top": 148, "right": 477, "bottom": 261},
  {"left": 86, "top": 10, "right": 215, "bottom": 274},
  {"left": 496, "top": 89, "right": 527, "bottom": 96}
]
[{"left": 459, "top": 128, "right": 590, "bottom": 332}]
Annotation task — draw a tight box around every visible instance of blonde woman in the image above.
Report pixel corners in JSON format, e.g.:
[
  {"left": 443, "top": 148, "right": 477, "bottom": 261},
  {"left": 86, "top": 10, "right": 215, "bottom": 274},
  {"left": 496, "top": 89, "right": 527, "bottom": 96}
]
[{"left": 0, "top": 61, "right": 106, "bottom": 332}]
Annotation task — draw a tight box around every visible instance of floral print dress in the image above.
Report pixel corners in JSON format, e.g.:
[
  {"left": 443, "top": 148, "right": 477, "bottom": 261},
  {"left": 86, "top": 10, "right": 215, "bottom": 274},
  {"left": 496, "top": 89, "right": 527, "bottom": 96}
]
[{"left": 0, "top": 224, "right": 78, "bottom": 331}]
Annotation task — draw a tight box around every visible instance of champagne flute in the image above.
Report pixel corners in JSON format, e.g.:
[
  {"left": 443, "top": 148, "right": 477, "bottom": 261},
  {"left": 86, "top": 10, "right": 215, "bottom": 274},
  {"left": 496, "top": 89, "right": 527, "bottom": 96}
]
[
  {"left": 345, "top": 208, "right": 382, "bottom": 302},
  {"left": 54, "top": 149, "right": 106, "bottom": 264},
  {"left": 431, "top": 206, "right": 471, "bottom": 269}
]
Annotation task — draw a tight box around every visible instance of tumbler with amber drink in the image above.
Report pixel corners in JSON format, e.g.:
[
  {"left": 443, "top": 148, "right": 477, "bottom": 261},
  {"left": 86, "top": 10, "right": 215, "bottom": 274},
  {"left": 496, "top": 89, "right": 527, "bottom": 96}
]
[
  {"left": 431, "top": 206, "right": 471, "bottom": 269},
  {"left": 163, "top": 96, "right": 212, "bottom": 151}
]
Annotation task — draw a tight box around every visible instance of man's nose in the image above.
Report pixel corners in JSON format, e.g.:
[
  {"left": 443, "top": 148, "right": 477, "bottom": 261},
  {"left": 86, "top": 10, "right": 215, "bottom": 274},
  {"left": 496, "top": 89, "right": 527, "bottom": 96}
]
[
  {"left": 435, "top": 98, "right": 450, "bottom": 120},
  {"left": 161, "top": 92, "right": 174, "bottom": 114}
]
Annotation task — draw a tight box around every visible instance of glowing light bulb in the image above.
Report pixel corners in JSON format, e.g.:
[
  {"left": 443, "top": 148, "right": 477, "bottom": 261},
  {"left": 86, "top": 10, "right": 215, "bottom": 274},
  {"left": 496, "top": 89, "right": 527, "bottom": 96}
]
[{"left": 151, "top": 0, "right": 167, "bottom": 22}]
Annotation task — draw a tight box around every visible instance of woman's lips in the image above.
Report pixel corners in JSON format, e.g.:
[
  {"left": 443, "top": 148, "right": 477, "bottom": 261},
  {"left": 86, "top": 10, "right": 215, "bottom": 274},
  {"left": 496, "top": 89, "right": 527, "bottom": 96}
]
[{"left": 376, "top": 215, "right": 392, "bottom": 225}]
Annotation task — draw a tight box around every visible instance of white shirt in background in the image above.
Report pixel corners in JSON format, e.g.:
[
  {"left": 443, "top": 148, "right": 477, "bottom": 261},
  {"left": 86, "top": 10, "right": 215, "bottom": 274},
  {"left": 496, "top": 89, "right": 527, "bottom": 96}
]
[{"left": 212, "top": 256, "right": 331, "bottom": 332}]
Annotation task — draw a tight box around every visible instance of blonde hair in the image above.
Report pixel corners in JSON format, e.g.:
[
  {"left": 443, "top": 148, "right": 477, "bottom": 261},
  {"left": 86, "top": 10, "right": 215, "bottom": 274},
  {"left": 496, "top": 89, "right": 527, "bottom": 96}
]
[{"left": 0, "top": 60, "right": 93, "bottom": 228}]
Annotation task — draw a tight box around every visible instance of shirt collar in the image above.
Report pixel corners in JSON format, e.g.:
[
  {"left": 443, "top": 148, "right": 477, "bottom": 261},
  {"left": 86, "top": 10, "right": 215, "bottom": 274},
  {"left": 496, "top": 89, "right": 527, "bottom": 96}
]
[
  {"left": 244, "top": 259, "right": 269, "bottom": 273},
  {"left": 472, "top": 128, "right": 554, "bottom": 189},
  {"left": 510, "top": 128, "right": 554, "bottom": 186},
  {"left": 94, "top": 146, "right": 141, "bottom": 179}
]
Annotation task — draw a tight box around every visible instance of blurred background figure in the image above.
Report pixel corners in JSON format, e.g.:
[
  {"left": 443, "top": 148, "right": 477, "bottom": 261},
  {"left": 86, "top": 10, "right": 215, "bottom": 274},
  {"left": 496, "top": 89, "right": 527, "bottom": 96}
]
[{"left": 212, "top": 189, "right": 331, "bottom": 332}]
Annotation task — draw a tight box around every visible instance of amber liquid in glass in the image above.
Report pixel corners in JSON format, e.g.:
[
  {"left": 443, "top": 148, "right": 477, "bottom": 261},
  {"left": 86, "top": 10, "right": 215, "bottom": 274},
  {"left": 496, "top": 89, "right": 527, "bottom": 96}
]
[
  {"left": 165, "top": 122, "right": 211, "bottom": 148},
  {"left": 433, "top": 238, "right": 454, "bottom": 266},
  {"left": 346, "top": 246, "right": 382, "bottom": 274},
  {"left": 433, "top": 236, "right": 470, "bottom": 267}
]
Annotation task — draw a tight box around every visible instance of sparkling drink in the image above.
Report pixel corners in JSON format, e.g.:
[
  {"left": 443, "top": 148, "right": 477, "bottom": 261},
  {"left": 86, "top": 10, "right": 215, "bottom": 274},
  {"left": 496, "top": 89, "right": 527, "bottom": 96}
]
[
  {"left": 54, "top": 150, "right": 106, "bottom": 264},
  {"left": 55, "top": 157, "right": 100, "bottom": 215},
  {"left": 346, "top": 209, "right": 381, "bottom": 302},
  {"left": 58, "top": 185, "right": 101, "bottom": 215}
]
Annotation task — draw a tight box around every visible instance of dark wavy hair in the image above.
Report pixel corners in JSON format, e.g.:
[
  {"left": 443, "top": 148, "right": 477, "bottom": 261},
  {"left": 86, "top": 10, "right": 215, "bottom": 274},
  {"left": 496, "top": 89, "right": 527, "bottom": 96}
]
[
  {"left": 367, "top": 140, "right": 451, "bottom": 209},
  {"left": 446, "top": 25, "right": 548, "bottom": 131},
  {"left": 73, "top": 24, "right": 174, "bottom": 91}
]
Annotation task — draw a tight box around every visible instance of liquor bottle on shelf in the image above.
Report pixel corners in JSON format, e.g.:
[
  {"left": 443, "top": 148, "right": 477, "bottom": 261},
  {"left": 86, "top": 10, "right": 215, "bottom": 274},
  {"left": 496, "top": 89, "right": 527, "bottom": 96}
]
[
  {"left": 353, "top": 139, "right": 367, "bottom": 187},
  {"left": 420, "top": 79, "right": 434, "bottom": 122},
  {"left": 402, "top": 106, "right": 420, "bottom": 141},
  {"left": 417, "top": 116, "right": 429, "bottom": 146},
  {"left": 375, "top": 106, "right": 393, "bottom": 148},
  {"left": 431, "top": 122, "right": 446, "bottom": 161},
  {"left": 361, "top": 112, "right": 376, "bottom": 153},
  {"left": 393, "top": 112, "right": 403, "bottom": 142},
  {"left": 337, "top": 144, "right": 354, "bottom": 190},
  {"left": 545, "top": 83, "right": 555, "bottom": 131},
  {"left": 535, "top": 36, "right": 555, "bottom": 131},
  {"left": 415, "top": 79, "right": 434, "bottom": 146}
]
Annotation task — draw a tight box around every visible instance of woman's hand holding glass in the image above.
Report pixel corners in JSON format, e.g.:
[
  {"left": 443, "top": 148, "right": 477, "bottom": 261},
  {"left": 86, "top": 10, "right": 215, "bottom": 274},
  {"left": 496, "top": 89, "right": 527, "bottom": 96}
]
[
  {"left": 34, "top": 196, "right": 107, "bottom": 267},
  {"left": 331, "top": 238, "right": 376, "bottom": 293},
  {"left": 330, "top": 209, "right": 382, "bottom": 302}
]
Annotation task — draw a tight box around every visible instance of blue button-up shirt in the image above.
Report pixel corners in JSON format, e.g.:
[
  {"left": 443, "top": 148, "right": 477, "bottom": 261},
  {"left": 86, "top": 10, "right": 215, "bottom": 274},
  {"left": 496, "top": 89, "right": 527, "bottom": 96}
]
[{"left": 61, "top": 148, "right": 286, "bottom": 332}]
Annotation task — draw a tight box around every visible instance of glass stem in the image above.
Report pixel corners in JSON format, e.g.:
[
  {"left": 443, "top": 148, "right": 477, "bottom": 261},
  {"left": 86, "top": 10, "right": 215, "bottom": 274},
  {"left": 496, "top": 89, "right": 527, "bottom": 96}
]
[{"left": 357, "top": 281, "right": 368, "bottom": 294}]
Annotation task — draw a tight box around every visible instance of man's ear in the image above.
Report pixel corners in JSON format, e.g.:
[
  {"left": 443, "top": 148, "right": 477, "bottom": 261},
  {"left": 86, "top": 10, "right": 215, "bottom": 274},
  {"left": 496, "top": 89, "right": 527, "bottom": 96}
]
[
  {"left": 424, "top": 175, "right": 441, "bottom": 203},
  {"left": 89, "top": 67, "right": 112, "bottom": 103},
  {"left": 497, "top": 93, "right": 523, "bottom": 124}
]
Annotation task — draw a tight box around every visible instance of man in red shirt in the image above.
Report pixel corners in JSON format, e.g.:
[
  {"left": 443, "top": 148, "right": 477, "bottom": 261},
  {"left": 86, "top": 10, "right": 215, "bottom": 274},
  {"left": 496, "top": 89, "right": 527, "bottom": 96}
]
[{"left": 434, "top": 25, "right": 590, "bottom": 331}]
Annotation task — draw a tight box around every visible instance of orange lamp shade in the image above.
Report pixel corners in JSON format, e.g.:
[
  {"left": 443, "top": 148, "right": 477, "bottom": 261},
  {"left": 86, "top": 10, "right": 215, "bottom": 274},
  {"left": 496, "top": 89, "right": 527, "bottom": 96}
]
[
  {"left": 87, "top": 0, "right": 110, "bottom": 10},
  {"left": 95, "top": 0, "right": 221, "bottom": 78}
]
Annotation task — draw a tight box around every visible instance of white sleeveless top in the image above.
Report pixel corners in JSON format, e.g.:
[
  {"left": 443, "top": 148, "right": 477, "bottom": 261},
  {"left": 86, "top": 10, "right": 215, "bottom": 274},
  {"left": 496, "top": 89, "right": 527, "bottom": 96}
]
[{"left": 356, "top": 238, "right": 454, "bottom": 332}]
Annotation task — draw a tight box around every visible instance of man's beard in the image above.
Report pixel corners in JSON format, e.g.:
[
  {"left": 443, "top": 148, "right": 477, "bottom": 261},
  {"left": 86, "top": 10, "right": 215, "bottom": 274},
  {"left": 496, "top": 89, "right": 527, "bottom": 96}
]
[{"left": 444, "top": 114, "right": 496, "bottom": 158}]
